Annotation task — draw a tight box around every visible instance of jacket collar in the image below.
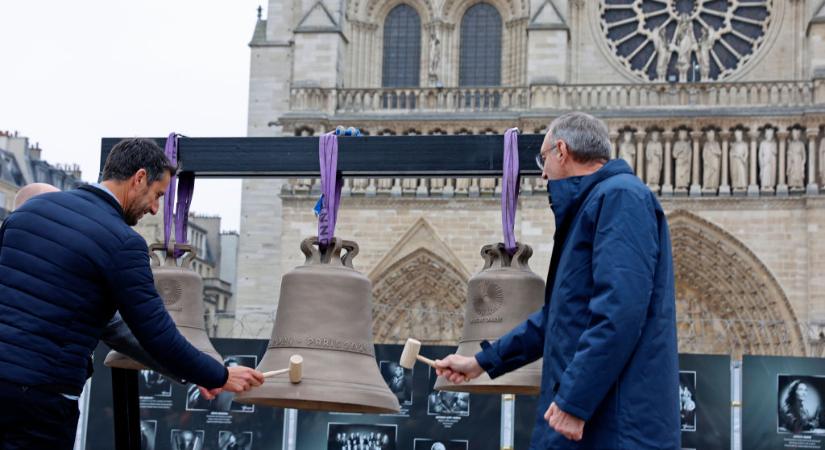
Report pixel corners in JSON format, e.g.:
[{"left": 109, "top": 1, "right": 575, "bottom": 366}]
[
  {"left": 548, "top": 158, "right": 634, "bottom": 229},
  {"left": 78, "top": 184, "right": 127, "bottom": 222}
]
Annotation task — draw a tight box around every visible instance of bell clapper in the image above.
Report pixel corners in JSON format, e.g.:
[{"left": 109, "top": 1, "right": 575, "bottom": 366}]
[
  {"left": 262, "top": 354, "right": 303, "bottom": 384},
  {"left": 400, "top": 338, "right": 469, "bottom": 382}
]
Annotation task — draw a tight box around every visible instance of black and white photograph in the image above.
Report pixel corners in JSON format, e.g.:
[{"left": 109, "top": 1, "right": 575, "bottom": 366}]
[
  {"left": 170, "top": 429, "right": 205, "bottom": 450},
  {"left": 140, "top": 420, "right": 157, "bottom": 450},
  {"left": 679, "top": 371, "right": 697, "bottom": 432},
  {"left": 412, "top": 438, "right": 469, "bottom": 450},
  {"left": 326, "top": 423, "right": 397, "bottom": 450},
  {"left": 218, "top": 431, "right": 253, "bottom": 450},
  {"left": 777, "top": 375, "right": 825, "bottom": 434},
  {"left": 380, "top": 360, "right": 413, "bottom": 406},
  {"left": 139, "top": 370, "right": 172, "bottom": 398},
  {"left": 186, "top": 355, "right": 257, "bottom": 413},
  {"left": 426, "top": 367, "right": 470, "bottom": 416}
]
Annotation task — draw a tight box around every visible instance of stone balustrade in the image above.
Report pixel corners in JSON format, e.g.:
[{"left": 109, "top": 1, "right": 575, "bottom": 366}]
[{"left": 289, "top": 80, "right": 816, "bottom": 114}]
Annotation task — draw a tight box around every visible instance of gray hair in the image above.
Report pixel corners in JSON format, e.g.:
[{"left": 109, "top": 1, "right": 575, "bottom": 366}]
[{"left": 548, "top": 112, "right": 611, "bottom": 163}]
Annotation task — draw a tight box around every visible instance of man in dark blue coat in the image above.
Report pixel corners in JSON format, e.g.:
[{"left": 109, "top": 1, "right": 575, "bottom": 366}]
[
  {"left": 436, "top": 112, "right": 680, "bottom": 449},
  {"left": 0, "top": 139, "right": 263, "bottom": 448}
]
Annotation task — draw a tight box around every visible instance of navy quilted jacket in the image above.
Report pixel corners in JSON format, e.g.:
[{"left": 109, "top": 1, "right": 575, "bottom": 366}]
[
  {"left": 0, "top": 185, "right": 227, "bottom": 394},
  {"left": 476, "top": 159, "right": 680, "bottom": 449}
]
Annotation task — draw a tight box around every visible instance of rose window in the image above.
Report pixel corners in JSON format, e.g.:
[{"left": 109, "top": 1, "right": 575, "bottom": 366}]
[{"left": 599, "top": 0, "right": 772, "bottom": 82}]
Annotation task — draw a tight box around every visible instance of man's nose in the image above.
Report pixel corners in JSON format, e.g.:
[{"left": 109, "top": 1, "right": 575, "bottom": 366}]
[{"left": 150, "top": 201, "right": 159, "bottom": 215}]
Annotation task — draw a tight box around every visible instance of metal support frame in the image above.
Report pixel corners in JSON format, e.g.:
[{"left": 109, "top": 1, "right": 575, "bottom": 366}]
[{"left": 101, "top": 134, "right": 544, "bottom": 450}]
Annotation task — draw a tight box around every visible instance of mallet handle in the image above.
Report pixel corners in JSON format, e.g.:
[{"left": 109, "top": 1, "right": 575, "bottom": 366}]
[
  {"left": 263, "top": 368, "right": 289, "bottom": 378},
  {"left": 416, "top": 354, "right": 436, "bottom": 367}
]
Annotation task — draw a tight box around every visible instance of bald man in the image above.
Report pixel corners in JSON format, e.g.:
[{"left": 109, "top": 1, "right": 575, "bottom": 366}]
[{"left": 12, "top": 183, "right": 180, "bottom": 382}]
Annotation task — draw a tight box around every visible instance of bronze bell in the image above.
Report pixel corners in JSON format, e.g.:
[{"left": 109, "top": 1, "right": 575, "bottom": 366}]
[
  {"left": 104, "top": 242, "right": 223, "bottom": 370},
  {"left": 234, "top": 237, "right": 400, "bottom": 414},
  {"left": 434, "top": 242, "right": 544, "bottom": 395}
]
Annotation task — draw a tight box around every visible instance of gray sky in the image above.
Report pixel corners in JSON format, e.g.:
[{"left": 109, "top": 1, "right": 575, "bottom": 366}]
[{"left": 0, "top": 0, "right": 266, "bottom": 231}]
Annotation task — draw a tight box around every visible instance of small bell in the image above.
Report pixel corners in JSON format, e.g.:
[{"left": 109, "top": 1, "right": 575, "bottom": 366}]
[{"left": 434, "top": 242, "right": 544, "bottom": 395}]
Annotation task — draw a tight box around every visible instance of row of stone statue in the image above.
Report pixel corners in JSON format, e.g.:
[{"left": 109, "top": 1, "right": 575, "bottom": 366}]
[{"left": 615, "top": 126, "right": 825, "bottom": 195}]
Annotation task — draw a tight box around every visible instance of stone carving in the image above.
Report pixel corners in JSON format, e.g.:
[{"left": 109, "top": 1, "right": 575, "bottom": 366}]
[
  {"left": 673, "top": 129, "right": 692, "bottom": 189},
  {"left": 652, "top": 26, "right": 671, "bottom": 82},
  {"left": 730, "top": 129, "right": 749, "bottom": 190},
  {"left": 702, "top": 129, "right": 722, "bottom": 190},
  {"left": 674, "top": 14, "right": 696, "bottom": 83},
  {"left": 619, "top": 131, "right": 636, "bottom": 172},
  {"left": 645, "top": 130, "right": 663, "bottom": 186},
  {"left": 696, "top": 28, "right": 713, "bottom": 82},
  {"left": 428, "top": 29, "right": 441, "bottom": 82},
  {"left": 786, "top": 128, "right": 806, "bottom": 189},
  {"left": 759, "top": 128, "right": 778, "bottom": 189}
]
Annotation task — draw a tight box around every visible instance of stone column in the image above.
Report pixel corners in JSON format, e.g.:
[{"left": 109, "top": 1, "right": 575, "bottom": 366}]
[
  {"left": 776, "top": 129, "right": 789, "bottom": 196},
  {"left": 719, "top": 130, "right": 731, "bottom": 196},
  {"left": 690, "top": 130, "right": 703, "bottom": 197},
  {"left": 748, "top": 130, "right": 760, "bottom": 197},
  {"left": 807, "top": 128, "right": 820, "bottom": 195},
  {"left": 662, "top": 130, "right": 674, "bottom": 196},
  {"left": 609, "top": 130, "right": 619, "bottom": 160},
  {"left": 635, "top": 130, "right": 647, "bottom": 181}
]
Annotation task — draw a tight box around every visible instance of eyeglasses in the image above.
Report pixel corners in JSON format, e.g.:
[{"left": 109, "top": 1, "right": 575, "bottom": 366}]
[{"left": 535, "top": 142, "right": 559, "bottom": 170}]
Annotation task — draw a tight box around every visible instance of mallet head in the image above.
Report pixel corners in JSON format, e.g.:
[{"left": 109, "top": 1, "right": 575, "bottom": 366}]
[
  {"left": 288, "top": 354, "right": 303, "bottom": 383},
  {"left": 400, "top": 338, "right": 421, "bottom": 369}
]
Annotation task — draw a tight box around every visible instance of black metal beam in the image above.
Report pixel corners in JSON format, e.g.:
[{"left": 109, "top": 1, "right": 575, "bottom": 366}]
[{"left": 100, "top": 135, "right": 545, "bottom": 177}]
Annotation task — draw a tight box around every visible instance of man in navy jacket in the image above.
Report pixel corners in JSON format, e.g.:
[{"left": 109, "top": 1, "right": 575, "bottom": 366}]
[
  {"left": 436, "top": 113, "right": 680, "bottom": 449},
  {"left": 0, "top": 139, "right": 263, "bottom": 448}
]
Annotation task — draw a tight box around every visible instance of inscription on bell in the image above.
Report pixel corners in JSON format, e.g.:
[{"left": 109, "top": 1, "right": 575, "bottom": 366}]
[
  {"left": 272, "top": 335, "right": 375, "bottom": 357},
  {"left": 472, "top": 281, "right": 504, "bottom": 317},
  {"left": 156, "top": 279, "right": 184, "bottom": 309},
  {"left": 470, "top": 316, "right": 503, "bottom": 324}
]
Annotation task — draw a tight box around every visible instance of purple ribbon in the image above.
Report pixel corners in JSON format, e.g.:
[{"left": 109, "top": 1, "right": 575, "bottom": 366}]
[
  {"left": 502, "top": 128, "right": 520, "bottom": 254},
  {"left": 163, "top": 133, "right": 194, "bottom": 257},
  {"left": 318, "top": 131, "right": 343, "bottom": 248}
]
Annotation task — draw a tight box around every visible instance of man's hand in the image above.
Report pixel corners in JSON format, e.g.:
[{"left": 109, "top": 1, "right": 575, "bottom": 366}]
[
  {"left": 221, "top": 366, "right": 265, "bottom": 393},
  {"left": 433, "top": 354, "right": 485, "bottom": 384},
  {"left": 545, "top": 402, "right": 584, "bottom": 441},
  {"left": 198, "top": 386, "right": 222, "bottom": 401}
]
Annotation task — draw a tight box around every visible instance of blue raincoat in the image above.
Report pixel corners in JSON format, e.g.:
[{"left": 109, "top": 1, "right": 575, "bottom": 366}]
[{"left": 476, "top": 159, "right": 680, "bottom": 449}]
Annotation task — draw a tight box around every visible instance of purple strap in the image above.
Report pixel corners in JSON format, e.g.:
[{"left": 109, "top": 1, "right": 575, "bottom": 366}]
[
  {"left": 162, "top": 133, "right": 194, "bottom": 257},
  {"left": 318, "top": 131, "right": 343, "bottom": 248},
  {"left": 502, "top": 128, "right": 520, "bottom": 254}
]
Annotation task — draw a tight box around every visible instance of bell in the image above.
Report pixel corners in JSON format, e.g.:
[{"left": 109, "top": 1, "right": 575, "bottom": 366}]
[
  {"left": 104, "top": 242, "right": 223, "bottom": 370},
  {"left": 434, "top": 242, "right": 544, "bottom": 395},
  {"left": 234, "top": 237, "right": 400, "bottom": 414}
]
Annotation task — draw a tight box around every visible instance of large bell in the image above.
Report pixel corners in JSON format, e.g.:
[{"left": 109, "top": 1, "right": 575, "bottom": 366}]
[
  {"left": 234, "top": 237, "right": 400, "bottom": 413},
  {"left": 434, "top": 242, "right": 544, "bottom": 395},
  {"left": 104, "top": 242, "right": 223, "bottom": 370}
]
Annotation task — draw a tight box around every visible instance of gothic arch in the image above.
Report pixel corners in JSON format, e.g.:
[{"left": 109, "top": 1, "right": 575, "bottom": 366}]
[
  {"left": 668, "top": 210, "right": 805, "bottom": 357},
  {"left": 368, "top": 0, "right": 434, "bottom": 27},
  {"left": 443, "top": 0, "right": 522, "bottom": 24},
  {"left": 370, "top": 248, "right": 468, "bottom": 345}
]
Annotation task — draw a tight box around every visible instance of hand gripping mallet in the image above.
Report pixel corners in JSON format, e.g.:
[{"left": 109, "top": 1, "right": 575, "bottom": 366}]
[
  {"left": 400, "top": 338, "right": 469, "bottom": 382},
  {"left": 262, "top": 354, "right": 303, "bottom": 384}
]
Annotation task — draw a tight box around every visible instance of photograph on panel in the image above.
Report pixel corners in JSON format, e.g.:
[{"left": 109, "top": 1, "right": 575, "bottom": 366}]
[
  {"left": 327, "top": 422, "right": 397, "bottom": 450},
  {"left": 186, "top": 355, "right": 258, "bottom": 413},
  {"left": 777, "top": 374, "right": 825, "bottom": 434},
  {"left": 679, "top": 370, "right": 697, "bottom": 432}
]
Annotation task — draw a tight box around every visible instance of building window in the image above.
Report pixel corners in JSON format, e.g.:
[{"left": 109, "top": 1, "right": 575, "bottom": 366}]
[
  {"left": 459, "top": 3, "right": 502, "bottom": 86},
  {"left": 382, "top": 4, "right": 422, "bottom": 87}
]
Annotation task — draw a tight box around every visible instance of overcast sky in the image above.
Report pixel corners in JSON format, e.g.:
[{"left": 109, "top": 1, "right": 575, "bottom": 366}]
[{"left": 0, "top": 1, "right": 266, "bottom": 231}]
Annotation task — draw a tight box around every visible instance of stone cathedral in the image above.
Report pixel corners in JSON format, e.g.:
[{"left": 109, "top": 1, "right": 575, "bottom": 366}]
[{"left": 236, "top": 0, "right": 825, "bottom": 358}]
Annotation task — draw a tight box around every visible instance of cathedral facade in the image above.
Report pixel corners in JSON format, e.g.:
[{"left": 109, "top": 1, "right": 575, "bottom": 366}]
[{"left": 237, "top": 0, "right": 825, "bottom": 358}]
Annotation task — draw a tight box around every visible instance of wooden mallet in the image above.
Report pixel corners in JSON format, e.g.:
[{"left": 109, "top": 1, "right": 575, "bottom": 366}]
[
  {"left": 263, "top": 354, "right": 303, "bottom": 384},
  {"left": 400, "top": 338, "right": 469, "bottom": 381}
]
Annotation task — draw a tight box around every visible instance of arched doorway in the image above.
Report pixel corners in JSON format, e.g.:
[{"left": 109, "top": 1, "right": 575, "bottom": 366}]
[{"left": 669, "top": 210, "right": 805, "bottom": 357}]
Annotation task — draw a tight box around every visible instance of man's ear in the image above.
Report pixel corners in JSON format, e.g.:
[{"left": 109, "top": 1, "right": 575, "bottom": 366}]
[{"left": 133, "top": 168, "right": 148, "bottom": 187}]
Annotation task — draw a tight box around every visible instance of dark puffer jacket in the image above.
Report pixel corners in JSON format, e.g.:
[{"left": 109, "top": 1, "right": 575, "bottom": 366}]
[{"left": 0, "top": 185, "right": 227, "bottom": 395}]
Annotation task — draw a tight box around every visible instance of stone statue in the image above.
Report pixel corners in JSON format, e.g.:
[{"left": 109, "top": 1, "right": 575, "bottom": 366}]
[
  {"left": 786, "top": 128, "right": 807, "bottom": 189},
  {"left": 759, "top": 128, "right": 777, "bottom": 189},
  {"left": 429, "top": 29, "right": 441, "bottom": 79},
  {"left": 619, "top": 131, "right": 636, "bottom": 172},
  {"left": 645, "top": 130, "right": 663, "bottom": 186},
  {"left": 652, "top": 26, "right": 672, "bottom": 81},
  {"left": 820, "top": 136, "right": 825, "bottom": 186},
  {"left": 696, "top": 28, "right": 713, "bottom": 82},
  {"left": 674, "top": 14, "right": 696, "bottom": 83},
  {"left": 730, "top": 129, "right": 749, "bottom": 190},
  {"left": 702, "top": 129, "right": 722, "bottom": 190},
  {"left": 673, "top": 129, "right": 692, "bottom": 189}
]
